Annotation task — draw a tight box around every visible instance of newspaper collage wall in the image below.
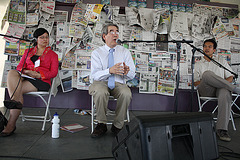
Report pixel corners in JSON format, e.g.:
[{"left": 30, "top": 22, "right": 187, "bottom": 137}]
[{"left": 1, "top": 0, "right": 240, "bottom": 96}]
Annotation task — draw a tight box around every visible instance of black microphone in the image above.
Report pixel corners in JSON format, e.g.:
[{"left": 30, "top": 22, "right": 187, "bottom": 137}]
[
  {"left": 183, "top": 49, "right": 186, "bottom": 54},
  {"left": 116, "top": 39, "right": 123, "bottom": 45}
]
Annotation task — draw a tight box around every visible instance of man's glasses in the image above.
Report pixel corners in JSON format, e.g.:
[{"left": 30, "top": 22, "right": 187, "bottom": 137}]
[{"left": 108, "top": 31, "right": 119, "bottom": 35}]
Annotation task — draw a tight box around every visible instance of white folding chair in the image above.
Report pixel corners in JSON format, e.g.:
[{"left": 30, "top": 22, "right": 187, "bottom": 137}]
[
  {"left": 20, "top": 77, "right": 57, "bottom": 131},
  {"left": 231, "top": 93, "right": 240, "bottom": 116},
  {"left": 91, "top": 95, "right": 130, "bottom": 133},
  {"left": 197, "top": 90, "right": 236, "bottom": 131}
]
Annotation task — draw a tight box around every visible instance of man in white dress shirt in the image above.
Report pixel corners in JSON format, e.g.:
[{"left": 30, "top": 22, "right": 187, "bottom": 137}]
[
  {"left": 89, "top": 24, "right": 136, "bottom": 138},
  {"left": 194, "top": 38, "right": 240, "bottom": 142}
]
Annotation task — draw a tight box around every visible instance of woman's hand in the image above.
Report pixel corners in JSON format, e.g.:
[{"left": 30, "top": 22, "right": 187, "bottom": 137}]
[{"left": 24, "top": 70, "right": 41, "bottom": 79}]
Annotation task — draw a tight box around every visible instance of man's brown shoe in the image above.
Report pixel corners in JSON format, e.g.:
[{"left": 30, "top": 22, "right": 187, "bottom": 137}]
[{"left": 91, "top": 123, "right": 107, "bottom": 138}]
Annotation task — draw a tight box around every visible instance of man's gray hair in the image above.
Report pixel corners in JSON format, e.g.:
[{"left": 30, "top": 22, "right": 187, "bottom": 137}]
[{"left": 101, "top": 23, "right": 119, "bottom": 43}]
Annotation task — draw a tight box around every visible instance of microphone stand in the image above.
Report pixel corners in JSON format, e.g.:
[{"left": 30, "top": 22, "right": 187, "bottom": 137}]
[
  {"left": 183, "top": 39, "right": 238, "bottom": 79},
  {"left": 183, "top": 39, "right": 238, "bottom": 112},
  {"left": 0, "top": 33, "right": 34, "bottom": 102},
  {"left": 0, "top": 33, "right": 35, "bottom": 117},
  {"left": 191, "top": 48, "right": 197, "bottom": 112},
  {"left": 174, "top": 42, "right": 181, "bottom": 113},
  {"left": 121, "top": 38, "right": 238, "bottom": 113},
  {"left": 120, "top": 39, "right": 193, "bottom": 113}
]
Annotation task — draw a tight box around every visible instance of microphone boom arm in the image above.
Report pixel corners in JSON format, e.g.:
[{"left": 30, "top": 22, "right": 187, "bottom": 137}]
[
  {"left": 120, "top": 39, "right": 193, "bottom": 44},
  {"left": 120, "top": 38, "right": 238, "bottom": 79},
  {"left": 183, "top": 39, "right": 238, "bottom": 79},
  {"left": 0, "top": 34, "right": 35, "bottom": 43}
]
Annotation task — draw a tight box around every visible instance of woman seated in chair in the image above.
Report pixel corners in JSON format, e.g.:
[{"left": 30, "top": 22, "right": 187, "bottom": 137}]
[{"left": 1, "top": 28, "right": 59, "bottom": 137}]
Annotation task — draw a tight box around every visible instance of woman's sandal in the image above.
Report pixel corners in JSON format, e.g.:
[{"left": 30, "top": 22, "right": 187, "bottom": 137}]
[
  {"left": 0, "top": 126, "right": 16, "bottom": 137},
  {"left": 4, "top": 100, "right": 23, "bottom": 109}
]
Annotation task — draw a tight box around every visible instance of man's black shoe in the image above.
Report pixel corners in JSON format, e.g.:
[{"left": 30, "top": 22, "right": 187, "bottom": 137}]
[
  {"left": 91, "top": 123, "right": 107, "bottom": 138},
  {"left": 111, "top": 125, "right": 121, "bottom": 135},
  {"left": 217, "top": 129, "right": 231, "bottom": 142}
]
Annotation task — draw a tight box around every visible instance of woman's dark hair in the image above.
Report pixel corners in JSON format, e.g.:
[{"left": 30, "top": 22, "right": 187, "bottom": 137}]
[
  {"left": 101, "top": 23, "right": 119, "bottom": 43},
  {"left": 33, "top": 28, "right": 49, "bottom": 46},
  {"left": 203, "top": 38, "right": 217, "bottom": 49}
]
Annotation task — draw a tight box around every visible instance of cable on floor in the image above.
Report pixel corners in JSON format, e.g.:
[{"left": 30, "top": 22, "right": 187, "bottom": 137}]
[
  {"left": 75, "top": 157, "right": 114, "bottom": 160},
  {"left": 219, "top": 152, "right": 240, "bottom": 160},
  {"left": 218, "top": 144, "right": 234, "bottom": 152},
  {"left": 0, "top": 155, "right": 46, "bottom": 160},
  {"left": 218, "top": 144, "right": 240, "bottom": 160}
]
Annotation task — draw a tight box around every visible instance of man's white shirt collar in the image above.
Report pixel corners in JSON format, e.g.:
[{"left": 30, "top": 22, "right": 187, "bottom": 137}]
[{"left": 104, "top": 44, "right": 117, "bottom": 52}]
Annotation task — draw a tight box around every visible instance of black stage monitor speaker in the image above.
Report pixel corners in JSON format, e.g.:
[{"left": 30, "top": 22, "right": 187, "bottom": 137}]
[{"left": 112, "top": 112, "right": 218, "bottom": 160}]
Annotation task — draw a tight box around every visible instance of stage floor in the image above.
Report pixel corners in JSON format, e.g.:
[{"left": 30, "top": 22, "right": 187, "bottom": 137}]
[{"left": 0, "top": 107, "right": 239, "bottom": 160}]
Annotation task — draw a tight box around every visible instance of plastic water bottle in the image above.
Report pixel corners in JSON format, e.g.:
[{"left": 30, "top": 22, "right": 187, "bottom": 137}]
[{"left": 52, "top": 112, "right": 60, "bottom": 138}]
